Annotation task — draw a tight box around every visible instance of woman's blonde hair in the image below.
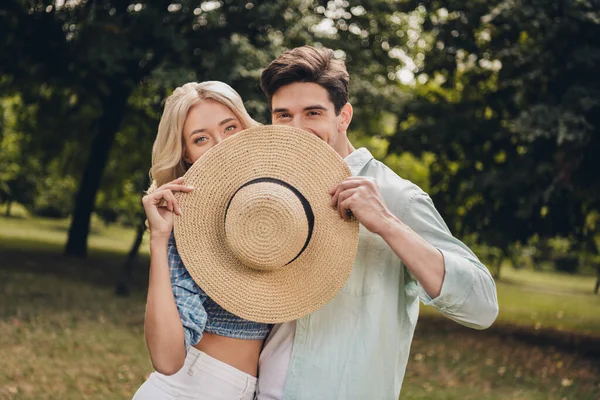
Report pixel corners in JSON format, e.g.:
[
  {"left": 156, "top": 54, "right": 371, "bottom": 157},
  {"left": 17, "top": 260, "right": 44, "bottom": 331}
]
[{"left": 147, "top": 81, "right": 260, "bottom": 193}]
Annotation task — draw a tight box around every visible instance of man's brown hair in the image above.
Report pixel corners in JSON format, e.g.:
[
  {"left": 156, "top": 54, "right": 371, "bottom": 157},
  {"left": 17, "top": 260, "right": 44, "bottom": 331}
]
[{"left": 260, "top": 46, "right": 350, "bottom": 115}]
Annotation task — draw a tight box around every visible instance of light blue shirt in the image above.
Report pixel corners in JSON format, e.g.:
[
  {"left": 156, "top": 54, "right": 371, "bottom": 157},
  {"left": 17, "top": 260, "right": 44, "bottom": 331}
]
[{"left": 281, "top": 148, "right": 499, "bottom": 399}]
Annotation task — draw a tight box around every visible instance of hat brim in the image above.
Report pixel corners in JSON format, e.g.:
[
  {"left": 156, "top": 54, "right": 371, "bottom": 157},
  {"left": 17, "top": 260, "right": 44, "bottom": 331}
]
[{"left": 174, "top": 125, "right": 359, "bottom": 323}]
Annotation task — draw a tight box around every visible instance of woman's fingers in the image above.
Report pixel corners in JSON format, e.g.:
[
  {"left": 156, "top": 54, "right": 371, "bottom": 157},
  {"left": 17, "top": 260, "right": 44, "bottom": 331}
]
[
  {"left": 159, "top": 183, "right": 194, "bottom": 194},
  {"left": 143, "top": 189, "right": 182, "bottom": 216},
  {"left": 158, "top": 189, "right": 181, "bottom": 216},
  {"left": 169, "top": 176, "right": 185, "bottom": 184}
]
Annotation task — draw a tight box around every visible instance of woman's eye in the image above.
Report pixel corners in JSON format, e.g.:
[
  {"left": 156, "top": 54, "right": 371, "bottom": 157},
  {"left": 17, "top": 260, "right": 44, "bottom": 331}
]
[
  {"left": 194, "top": 136, "right": 209, "bottom": 144},
  {"left": 225, "top": 125, "right": 237, "bottom": 133}
]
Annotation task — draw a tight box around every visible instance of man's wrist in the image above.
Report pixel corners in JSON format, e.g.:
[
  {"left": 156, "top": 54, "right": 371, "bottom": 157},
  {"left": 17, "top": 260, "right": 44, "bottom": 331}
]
[{"left": 376, "top": 211, "right": 405, "bottom": 240}]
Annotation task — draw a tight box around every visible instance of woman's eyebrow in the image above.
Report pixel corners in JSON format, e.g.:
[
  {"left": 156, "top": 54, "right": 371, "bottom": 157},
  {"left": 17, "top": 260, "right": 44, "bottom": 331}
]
[{"left": 189, "top": 118, "right": 237, "bottom": 136}]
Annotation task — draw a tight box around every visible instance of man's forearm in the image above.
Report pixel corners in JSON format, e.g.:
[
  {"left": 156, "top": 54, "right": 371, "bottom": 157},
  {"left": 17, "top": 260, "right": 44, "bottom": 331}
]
[{"left": 378, "top": 212, "right": 445, "bottom": 299}]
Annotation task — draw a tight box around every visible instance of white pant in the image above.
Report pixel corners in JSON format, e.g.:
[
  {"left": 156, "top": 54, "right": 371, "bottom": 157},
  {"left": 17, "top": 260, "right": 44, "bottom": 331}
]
[{"left": 133, "top": 347, "right": 257, "bottom": 400}]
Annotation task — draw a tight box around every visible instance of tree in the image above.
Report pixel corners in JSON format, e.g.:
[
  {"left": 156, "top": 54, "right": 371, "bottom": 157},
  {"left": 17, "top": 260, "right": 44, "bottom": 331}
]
[
  {"left": 0, "top": 0, "right": 313, "bottom": 256},
  {"left": 389, "top": 0, "right": 600, "bottom": 275},
  {"left": 1, "top": 0, "right": 467, "bottom": 259},
  {"left": 0, "top": 98, "right": 42, "bottom": 216}
]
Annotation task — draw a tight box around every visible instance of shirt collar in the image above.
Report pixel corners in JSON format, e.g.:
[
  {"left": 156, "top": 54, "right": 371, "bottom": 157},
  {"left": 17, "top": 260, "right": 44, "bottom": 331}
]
[{"left": 344, "top": 147, "right": 374, "bottom": 176}]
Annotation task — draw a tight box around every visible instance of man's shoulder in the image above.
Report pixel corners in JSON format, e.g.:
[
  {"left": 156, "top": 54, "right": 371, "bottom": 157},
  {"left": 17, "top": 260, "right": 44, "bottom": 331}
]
[{"left": 361, "top": 158, "right": 427, "bottom": 213}]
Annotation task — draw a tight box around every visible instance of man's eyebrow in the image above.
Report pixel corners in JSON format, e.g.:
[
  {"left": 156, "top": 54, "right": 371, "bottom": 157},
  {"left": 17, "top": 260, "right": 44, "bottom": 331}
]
[
  {"left": 304, "top": 105, "right": 327, "bottom": 111},
  {"left": 272, "top": 105, "right": 328, "bottom": 114}
]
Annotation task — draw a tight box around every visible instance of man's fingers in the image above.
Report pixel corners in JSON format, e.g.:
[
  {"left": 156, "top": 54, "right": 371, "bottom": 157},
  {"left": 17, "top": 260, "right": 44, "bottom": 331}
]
[
  {"left": 339, "top": 198, "right": 354, "bottom": 221},
  {"left": 328, "top": 183, "right": 339, "bottom": 195},
  {"left": 331, "top": 179, "right": 365, "bottom": 196},
  {"left": 336, "top": 189, "right": 358, "bottom": 219},
  {"left": 330, "top": 185, "right": 342, "bottom": 208},
  {"left": 331, "top": 184, "right": 353, "bottom": 209},
  {"left": 330, "top": 177, "right": 374, "bottom": 201},
  {"left": 329, "top": 178, "right": 365, "bottom": 195},
  {"left": 342, "top": 176, "right": 376, "bottom": 183}
]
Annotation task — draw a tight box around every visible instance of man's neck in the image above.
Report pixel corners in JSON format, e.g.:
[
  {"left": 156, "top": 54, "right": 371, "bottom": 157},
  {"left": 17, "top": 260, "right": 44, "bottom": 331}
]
[{"left": 336, "top": 139, "right": 356, "bottom": 158}]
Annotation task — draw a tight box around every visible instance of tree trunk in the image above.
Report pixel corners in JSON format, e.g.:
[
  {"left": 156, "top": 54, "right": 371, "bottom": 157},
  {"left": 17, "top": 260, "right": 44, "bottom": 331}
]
[
  {"left": 4, "top": 199, "right": 12, "bottom": 217},
  {"left": 64, "top": 83, "right": 132, "bottom": 257},
  {"left": 595, "top": 266, "right": 600, "bottom": 295},
  {"left": 492, "top": 250, "right": 505, "bottom": 280},
  {"left": 115, "top": 217, "right": 147, "bottom": 296},
  {"left": 493, "top": 261, "right": 502, "bottom": 280}
]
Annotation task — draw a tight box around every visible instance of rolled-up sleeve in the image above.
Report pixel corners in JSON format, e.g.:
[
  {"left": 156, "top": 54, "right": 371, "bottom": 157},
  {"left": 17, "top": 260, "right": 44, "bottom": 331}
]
[
  {"left": 168, "top": 236, "right": 208, "bottom": 350},
  {"left": 402, "top": 193, "right": 499, "bottom": 329}
]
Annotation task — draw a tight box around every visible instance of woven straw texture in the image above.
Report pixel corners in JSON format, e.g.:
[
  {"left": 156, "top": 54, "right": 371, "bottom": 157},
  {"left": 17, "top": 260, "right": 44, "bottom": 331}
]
[{"left": 173, "top": 125, "right": 359, "bottom": 323}]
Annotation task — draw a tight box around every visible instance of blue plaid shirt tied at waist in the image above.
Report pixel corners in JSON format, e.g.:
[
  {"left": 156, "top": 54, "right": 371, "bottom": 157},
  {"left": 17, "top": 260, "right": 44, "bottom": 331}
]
[{"left": 168, "top": 233, "right": 272, "bottom": 350}]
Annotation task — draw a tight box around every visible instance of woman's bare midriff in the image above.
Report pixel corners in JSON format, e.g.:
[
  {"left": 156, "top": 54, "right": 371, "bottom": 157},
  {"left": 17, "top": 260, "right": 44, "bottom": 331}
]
[{"left": 194, "top": 332, "right": 263, "bottom": 377}]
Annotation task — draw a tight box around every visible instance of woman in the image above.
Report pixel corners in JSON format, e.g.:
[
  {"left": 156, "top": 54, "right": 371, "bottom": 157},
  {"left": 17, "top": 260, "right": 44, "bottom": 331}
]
[{"left": 134, "top": 81, "right": 271, "bottom": 400}]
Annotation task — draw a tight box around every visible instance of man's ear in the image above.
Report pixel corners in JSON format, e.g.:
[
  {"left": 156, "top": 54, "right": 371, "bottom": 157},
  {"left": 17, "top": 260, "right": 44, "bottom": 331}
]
[{"left": 339, "top": 103, "right": 353, "bottom": 132}]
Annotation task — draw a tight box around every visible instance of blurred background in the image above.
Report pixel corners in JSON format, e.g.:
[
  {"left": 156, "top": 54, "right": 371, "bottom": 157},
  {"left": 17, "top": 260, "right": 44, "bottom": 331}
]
[{"left": 1, "top": 0, "right": 599, "bottom": 399}]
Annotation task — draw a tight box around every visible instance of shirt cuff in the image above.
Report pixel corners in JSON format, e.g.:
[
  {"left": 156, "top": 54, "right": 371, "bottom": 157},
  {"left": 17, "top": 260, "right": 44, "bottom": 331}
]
[{"left": 419, "top": 249, "right": 476, "bottom": 311}]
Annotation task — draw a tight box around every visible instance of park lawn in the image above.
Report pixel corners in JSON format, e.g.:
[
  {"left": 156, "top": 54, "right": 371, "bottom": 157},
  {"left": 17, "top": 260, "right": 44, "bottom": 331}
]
[
  {"left": 0, "top": 268, "right": 149, "bottom": 399},
  {"left": 404, "top": 317, "right": 600, "bottom": 400},
  {"left": 1, "top": 265, "right": 598, "bottom": 400},
  {"left": 0, "top": 211, "right": 147, "bottom": 257},
  {"left": 419, "top": 263, "right": 600, "bottom": 336},
  {"left": 1, "top": 214, "right": 600, "bottom": 399},
  {"left": 501, "top": 267, "right": 597, "bottom": 294}
]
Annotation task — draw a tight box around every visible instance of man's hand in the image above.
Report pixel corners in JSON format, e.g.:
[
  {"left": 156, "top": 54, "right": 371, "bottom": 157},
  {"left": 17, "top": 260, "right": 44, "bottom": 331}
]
[{"left": 329, "top": 177, "right": 393, "bottom": 235}]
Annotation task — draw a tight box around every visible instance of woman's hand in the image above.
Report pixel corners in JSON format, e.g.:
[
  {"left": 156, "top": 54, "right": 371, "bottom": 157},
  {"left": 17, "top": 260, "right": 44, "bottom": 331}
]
[{"left": 142, "top": 177, "right": 194, "bottom": 240}]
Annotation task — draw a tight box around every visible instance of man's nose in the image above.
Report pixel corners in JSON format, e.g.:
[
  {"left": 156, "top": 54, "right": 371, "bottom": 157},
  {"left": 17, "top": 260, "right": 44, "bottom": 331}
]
[{"left": 287, "top": 118, "right": 304, "bottom": 130}]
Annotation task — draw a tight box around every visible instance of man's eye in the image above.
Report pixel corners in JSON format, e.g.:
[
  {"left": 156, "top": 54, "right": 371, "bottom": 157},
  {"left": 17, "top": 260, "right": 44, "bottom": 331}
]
[
  {"left": 308, "top": 111, "right": 321, "bottom": 116},
  {"left": 278, "top": 113, "right": 291, "bottom": 119}
]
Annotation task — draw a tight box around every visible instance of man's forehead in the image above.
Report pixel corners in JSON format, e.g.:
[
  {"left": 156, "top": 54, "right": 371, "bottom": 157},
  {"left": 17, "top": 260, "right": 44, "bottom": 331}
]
[{"left": 271, "top": 83, "right": 333, "bottom": 111}]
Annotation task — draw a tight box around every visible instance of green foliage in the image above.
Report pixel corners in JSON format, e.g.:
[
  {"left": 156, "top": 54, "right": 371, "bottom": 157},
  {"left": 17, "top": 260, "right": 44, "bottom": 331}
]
[
  {"left": 33, "top": 173, "right": 78, "bottom": 218},
  {"left": 0, "top": 0, "right": 598, "bottom": 258},
  {"left": 0, "top": 98, "right": 39, "bottom": 211},
  {"left": 0, "top": 0, "right": 420, "bottom": 253},
  {"left": 391, "top": 0, "right": 600, "bottom": 255}
]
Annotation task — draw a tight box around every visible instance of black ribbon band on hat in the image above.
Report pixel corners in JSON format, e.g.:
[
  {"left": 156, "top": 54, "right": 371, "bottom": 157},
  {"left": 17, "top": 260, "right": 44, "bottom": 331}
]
[{"left": 225, "top": 177, "right": 315, "bottom": 266}]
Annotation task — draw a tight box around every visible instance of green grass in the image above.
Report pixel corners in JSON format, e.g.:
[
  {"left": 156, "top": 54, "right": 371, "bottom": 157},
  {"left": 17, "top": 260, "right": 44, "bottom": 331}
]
[
  {"left": 0, "top": 269, "right": 149, "bottom": 399},
  {"left": 404, "top": 320, "right": 600, "bottom": 399},
  {"left": 501, "top": 266, "right": 597, "bottom": 294},
  {"left": 420, "top": 262, "right": 600, "bottom": 336},
  {"left": 1, "top": 214, "right": 600, "bottom": 399},
  {"left": 0, "top": 213, "right": 149, "bottom": 257}
]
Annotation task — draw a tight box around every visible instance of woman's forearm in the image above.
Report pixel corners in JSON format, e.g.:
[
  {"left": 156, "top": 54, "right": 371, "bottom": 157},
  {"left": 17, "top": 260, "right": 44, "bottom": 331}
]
[{"left": 144, "top": 237, "right": 187, "bottom": 375}]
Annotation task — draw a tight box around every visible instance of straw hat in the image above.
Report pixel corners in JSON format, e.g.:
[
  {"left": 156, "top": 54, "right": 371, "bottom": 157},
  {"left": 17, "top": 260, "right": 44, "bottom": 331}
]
[{"left": 173, "top": 125, "right": 359, "bottom": 323}]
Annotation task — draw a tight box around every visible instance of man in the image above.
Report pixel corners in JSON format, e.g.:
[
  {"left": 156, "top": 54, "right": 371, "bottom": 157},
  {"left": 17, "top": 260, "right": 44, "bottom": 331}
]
[{"left": 256, "top": 46, "right": 498, "bottom": 400}]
